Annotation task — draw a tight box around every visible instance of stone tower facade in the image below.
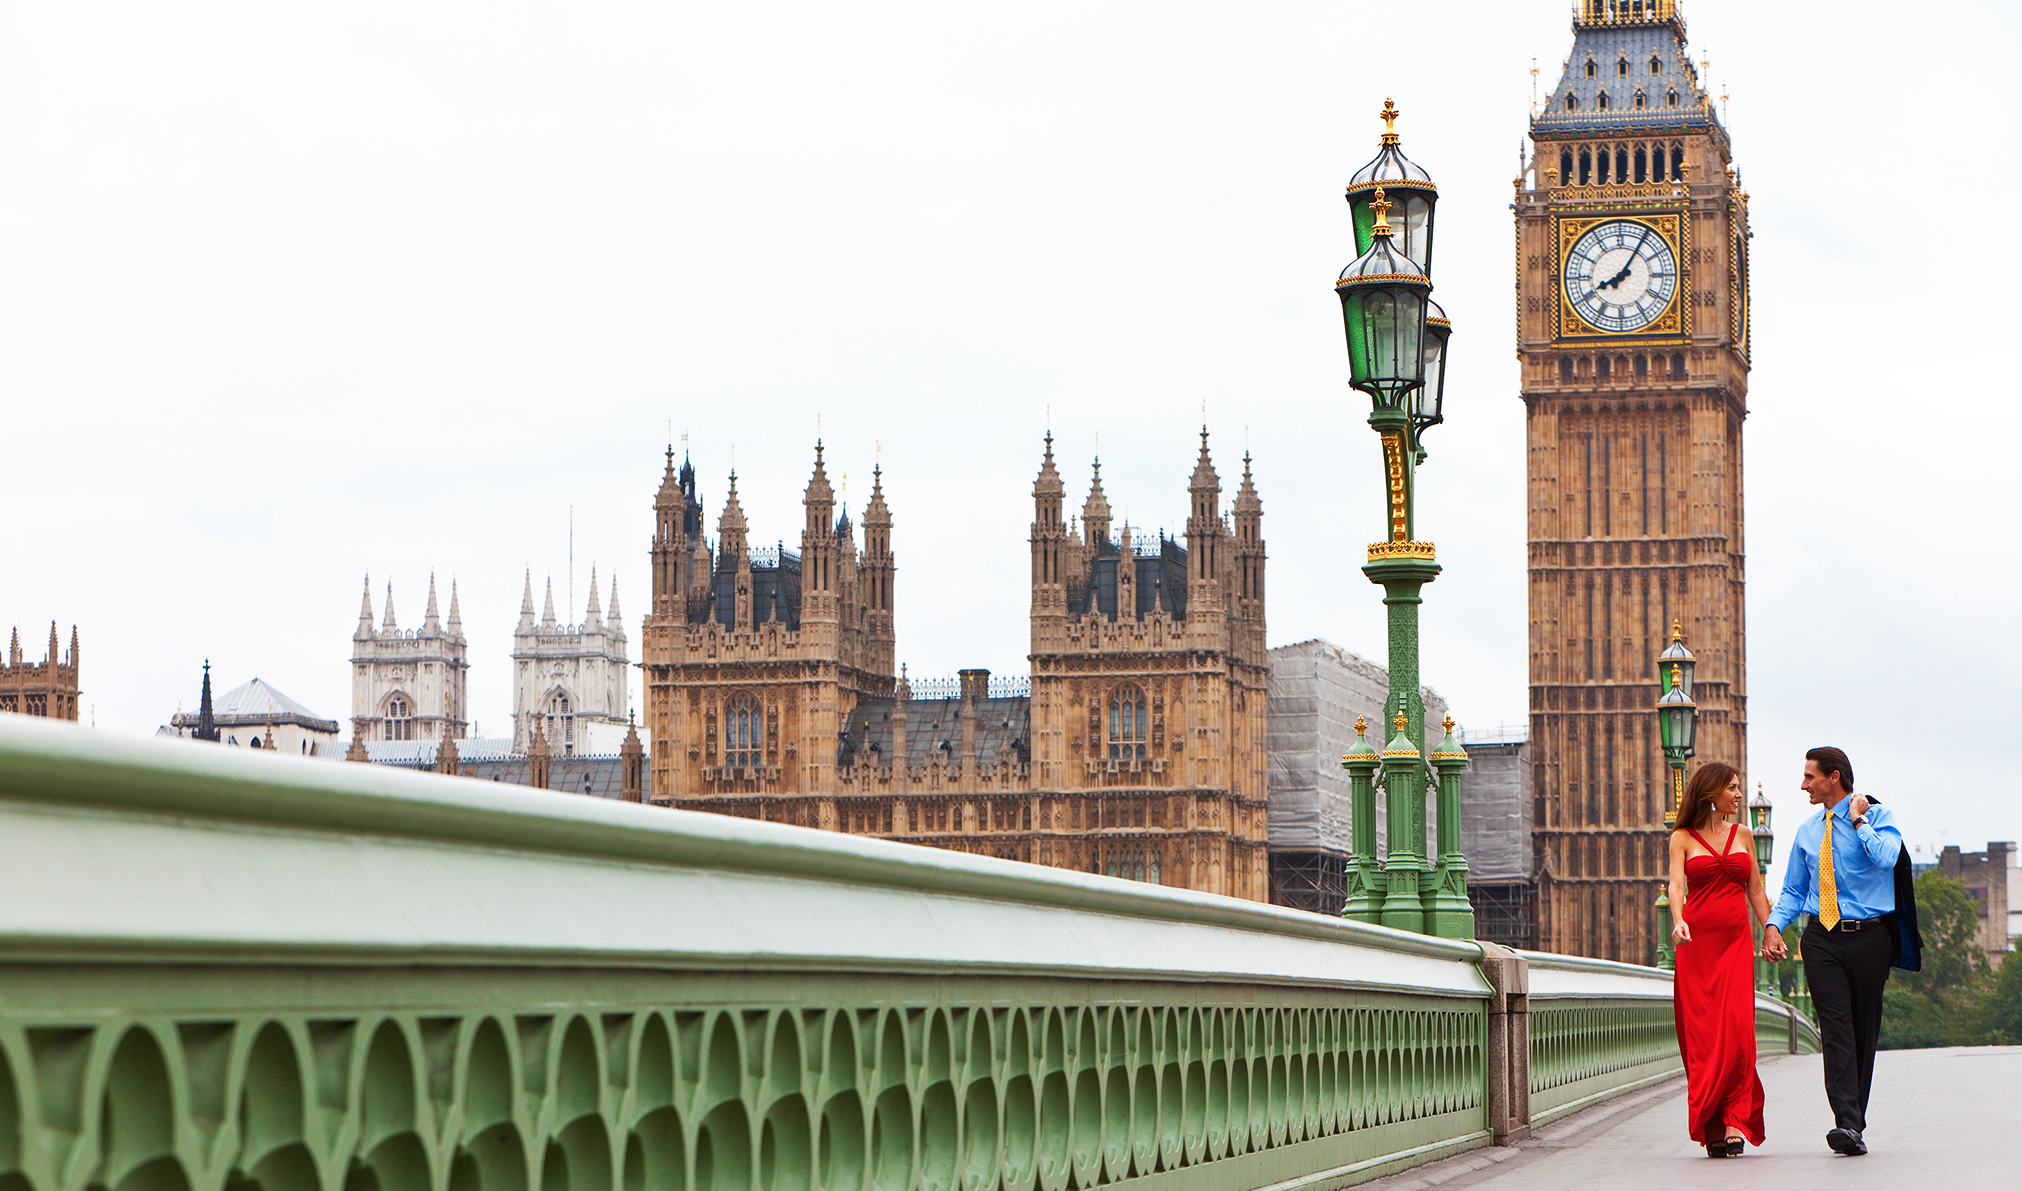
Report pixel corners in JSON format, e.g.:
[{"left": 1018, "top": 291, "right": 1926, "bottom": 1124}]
[
  {"left": 639, "top": 435, "right": 1269, "bottom": 902},
  {"left": 1, "top": 624, "right": 80, "bottom": 720},
  {"left": 1516, "top": 0, "right": 1749, "bottom": 963},
  {"left": 351, "top": 575, "right": 470, "bottom": 742},
  {"left": 511, "top": 569, "right": 631, "bottom": 754}
]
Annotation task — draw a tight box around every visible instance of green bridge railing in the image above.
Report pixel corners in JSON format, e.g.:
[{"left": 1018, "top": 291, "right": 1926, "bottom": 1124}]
[{"left": 0, "top": 717, "right": 1815, "bottom": 1191}]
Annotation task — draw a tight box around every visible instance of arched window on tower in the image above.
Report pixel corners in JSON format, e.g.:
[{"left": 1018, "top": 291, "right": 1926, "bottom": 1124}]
[
  {"left": 1560, "top": 151, "right": 1573, "bottom": 185},
  {"left": 1566, "top": 93, "right": 1579, "bottom": 112},
  {"left": 1597, "top": 357, "right": 1612, "bottom": 380},
  {"left": 1651, "top": 56, "right": 1663, "bottom": 75},
  {"left": 1670, "top": 352, "right": 1687, "bottom": 378},
  {"left": 1585, "top": 60, "right": 1597, "bottom": 78},
  {"left": 1578, "top": 149, "right": 1592, "bottom": 184},
  {"left": 1560, "top": 357, "right": 1576, "bottom": 382},
  {"left": 385, "top": 695, "right": 413, "bottom": 741},
  {"left": 1634, "top": 91, "right": 1647, "bottom": 111},
  {"left": 1617, "top": 58, "right": 1629, "bottom": 77},
  {"left": 724, "top": 694, "right": 762, "bottom": 769},
  {"left": 1653, "top": 147, "right": 1666, "bottom": 182},
  {"left": 1667, "top": 89, "right": 1680, "bottom": 107},
  {"left": 1634, "top": 145, "right": 1647, "bottom": 180},
  {"left": 1597, "top": 148, "right": 1610, "bottom": 184},
  {"left": 1635, "top": 354, "right": 1649, "bottom": 378},
  {"left": 1597, "top": 91, "right": 1610, "bottom": 111},
  {"left": 1616, "top": 148, "right": 1629, "bottom": 180},
  {"left": 546, "top": 691, "right": 576, "bottom": 755},
  {"left": 1107, "top": 684, "right": 1147, "bottom": 761},
  {"left": 1672, "top": 145, "right": 1685, "bottom": 176}
]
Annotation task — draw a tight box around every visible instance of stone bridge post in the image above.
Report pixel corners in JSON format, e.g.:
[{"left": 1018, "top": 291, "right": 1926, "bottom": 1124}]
[{"left": 1479, "top": 941, "right": 1532, "bottom": 1144}]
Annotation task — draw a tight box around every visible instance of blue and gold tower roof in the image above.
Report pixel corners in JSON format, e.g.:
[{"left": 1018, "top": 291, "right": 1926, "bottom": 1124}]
[{"left": 1531, "top": 0, "right": 1717, "bottom": 138}]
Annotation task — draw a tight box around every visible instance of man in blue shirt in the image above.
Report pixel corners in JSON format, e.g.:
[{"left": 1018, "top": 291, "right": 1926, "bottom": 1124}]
[{"left": 1764, "top": 746, "right": 1903, "bottom": 1157}]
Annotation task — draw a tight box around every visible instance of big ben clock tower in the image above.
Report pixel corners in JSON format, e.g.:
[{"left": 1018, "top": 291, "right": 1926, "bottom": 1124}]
[{"left": 1516, "top": 0, "right": 1749, "bottom": 964}]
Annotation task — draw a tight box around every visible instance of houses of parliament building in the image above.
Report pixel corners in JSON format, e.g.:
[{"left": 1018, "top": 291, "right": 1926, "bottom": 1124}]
[{"left": 640, "top": 433, "right": 1272, "bottom": 902}]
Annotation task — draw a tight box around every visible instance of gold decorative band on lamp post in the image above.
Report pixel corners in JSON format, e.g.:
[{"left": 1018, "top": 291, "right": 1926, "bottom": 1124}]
[{"left": 1366, "top": 540, "right": 1437, "bottom": 562}]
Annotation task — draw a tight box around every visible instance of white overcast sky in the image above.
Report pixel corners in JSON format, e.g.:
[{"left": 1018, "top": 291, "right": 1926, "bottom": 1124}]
[{"left": 2, "top": 2, "right": 2016, "bottom": 874}]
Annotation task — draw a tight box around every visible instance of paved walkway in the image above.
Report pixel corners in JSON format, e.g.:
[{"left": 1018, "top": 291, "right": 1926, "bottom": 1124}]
[{"left": 1368, "top": 1046, "right": 2021, "bottom": 1190}]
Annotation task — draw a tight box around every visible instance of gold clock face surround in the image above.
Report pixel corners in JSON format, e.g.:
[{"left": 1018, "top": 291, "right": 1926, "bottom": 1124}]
[
  {"left": 1563, "top": 218, "right": 1678, "bottom": 333},
  {"left": 1554, "top": 212, "right": 1687, "bottom": 340}
]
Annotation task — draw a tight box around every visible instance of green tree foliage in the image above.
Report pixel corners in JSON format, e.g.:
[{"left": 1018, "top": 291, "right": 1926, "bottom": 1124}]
[
  {"left": 1965, "top": 949, "right": 2022, "bottom": 1046},
  {"left": 1879, "top": 869, "right": 1992, "bottom": 1049}
]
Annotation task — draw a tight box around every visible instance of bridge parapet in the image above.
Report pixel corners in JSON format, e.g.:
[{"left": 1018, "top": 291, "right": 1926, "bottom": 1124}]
[{"left": 0, "top": 717, "right": 1810, "bottom": 1191}]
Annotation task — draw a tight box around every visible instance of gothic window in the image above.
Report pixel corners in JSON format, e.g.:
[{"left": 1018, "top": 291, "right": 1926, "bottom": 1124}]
[
  {"left": 385, "top": 695, "right": 414, "bottom": 741},
  {"left": 1634, "top": 146, "right": 1647, "bottom": 180},
  {"left": 1666, "top": 90, "right": 1679, "bottom": 107},
  {"left": 1585, "top": 60, "right": 1596, "bottom": 77},
  {"left": 1559, "top": 357, "right": 1575, "bottom": 382},
  {"left": 1597, "top": 149, "right": 1610, "bottom": 184},
  {"left": 1635, "top": 354, "right": 1648, "bottom": 378},
  {"left": 1566, "top": 93, "right": 1578, "bottom": 112},
  {"left": 1616, "top": 58, "right": 1628, "bottom": 77},
  {"left": 1107, "top": 684, "right": 1147, "bottom": 760},
  {"left": 1597, "top": 356, "right": 1612, "bottom": 380},
  {"left": 724, "top": 694, "right": 762, "bottom": 769},
  {"left": 1578, "top": 149, "right": 1591, "bottom": 184},
  {"left": 1634, "top": 91, "right": 1646, "bottom": 111},
  {"left": 1559, "top": 151, "right": 1573, "bottom": 185},
  {"left": 1597, "top": 91, "right": 1610, "bottom": 111},
  {"left": 1653, "top": 148, "right": 1666, "bottom": 182},
  {"left": 1670, "top": 352, "right": 1686, "bottom": 378},
  {"left": 1650, "top": 56, "right": 1662, "bottom": 74},
  {"left": 1671, "top": 145, "right": 1685, "bottom": 176},
  {"left": 1616, "top": 148, "right": 1629, "bottom": 180},
  {"left": 546, "top": 691, "right": 576, "bottom": 754}
]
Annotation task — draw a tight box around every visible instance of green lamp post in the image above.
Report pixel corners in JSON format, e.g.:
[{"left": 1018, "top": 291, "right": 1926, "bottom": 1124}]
[
  {"left": 1653, "top": 619, "right": 1698, "bottom": 967},
  {"left": 1748, "top": 781, "right": 1775, "bottom": 990},
  {"left": 1341, "top": 716, "right": 1383, "bottom": 923},
  {"left": 1333, "top": 99, "right": 1470, "bottom": 938}
]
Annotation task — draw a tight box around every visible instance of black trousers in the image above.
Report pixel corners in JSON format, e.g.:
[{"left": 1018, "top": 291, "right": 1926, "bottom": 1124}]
[{"left": 1802, "top": 918, "right": 1894, "bottom": 1132}]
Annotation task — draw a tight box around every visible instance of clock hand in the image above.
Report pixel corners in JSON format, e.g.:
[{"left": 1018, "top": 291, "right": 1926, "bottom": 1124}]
[{"left": 1597, "top": 261, "right": 1634, "bottom": 291}]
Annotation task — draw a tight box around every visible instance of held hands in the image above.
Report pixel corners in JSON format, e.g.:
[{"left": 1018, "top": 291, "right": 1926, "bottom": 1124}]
[
  {"left": 1761, "top": 930, "right": 1788, "bottom": 962},
  {"left": 1671, "top": 920, "right": 1692, "bottom": 946}
]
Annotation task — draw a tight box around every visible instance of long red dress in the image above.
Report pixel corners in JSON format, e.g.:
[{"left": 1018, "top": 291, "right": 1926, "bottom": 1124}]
[{"left": 1673, "top": 823, "right": 1766, "bottom": 1145}]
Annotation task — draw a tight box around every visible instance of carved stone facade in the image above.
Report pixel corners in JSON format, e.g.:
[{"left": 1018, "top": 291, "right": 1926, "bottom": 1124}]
[
  {"left": 350, "top": 575, "right": 469, "bottom": 742},
  {"left": 0, "top": 624, "right": 80, "bottom": 721},
  {"left": 510, "top": 569, "right": 630, "bottom": 754},
  {"left": 642, "top": 434, "right": 1270, "bottom": 902},
  {"left": 1517, "top": 1, "right": 1749, "bottom": 963}
]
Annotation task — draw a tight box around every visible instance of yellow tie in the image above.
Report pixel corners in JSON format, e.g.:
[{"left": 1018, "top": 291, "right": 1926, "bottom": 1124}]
[{"left": 1818, "top": 810, "right": 1840, "bottom": 930}]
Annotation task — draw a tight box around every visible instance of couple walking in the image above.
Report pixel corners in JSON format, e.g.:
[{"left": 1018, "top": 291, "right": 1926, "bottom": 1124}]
[{"left": 1667, "top": 746, "right": 1920, "bottom": 1159}]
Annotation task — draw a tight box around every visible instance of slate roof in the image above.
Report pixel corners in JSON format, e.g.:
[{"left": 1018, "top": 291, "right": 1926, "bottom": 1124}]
[
  {"left": 1531, "top": 20, "right": 1719, "bottom": 138},
  {"left": 840, "top": 697, "right": 1032, "bottom": 770},
  {"left": 170, "top": 678, "right": 338, "bottom": 734},
  {"left": 339, "top": 739, "right": 647, "bottom": 800}
]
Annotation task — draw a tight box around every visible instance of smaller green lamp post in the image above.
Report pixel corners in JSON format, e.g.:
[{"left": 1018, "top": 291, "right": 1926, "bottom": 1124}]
[
  {"left": 1425, "top": 715, "right": 1475, "bottom": 939},
  {"left": 1749, "top": 782, "right": 1775, "bottom": 990},
  {"left": 1653, "top": 619, "right": 1698, "bottom": 968},
  {"left": 1377, "top": 706, "right": 1428, "bottom": 934},
  {"left": 1340, "top": 715, "right": 1383, "bottom": 923}
]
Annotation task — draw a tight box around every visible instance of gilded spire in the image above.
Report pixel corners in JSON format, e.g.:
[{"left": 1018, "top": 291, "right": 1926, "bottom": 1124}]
[
  {"left": 1370, "top": 186, "right": 1393, "bottom": 237},
  {"left": 1379, "top": 97, "right": 1400, "bottom": 144}
]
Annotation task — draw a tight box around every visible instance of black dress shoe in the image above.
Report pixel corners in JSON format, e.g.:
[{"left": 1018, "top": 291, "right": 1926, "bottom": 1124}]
[{"left": 1826, "top": 1128, "right": 1868, "bottom": 1155}]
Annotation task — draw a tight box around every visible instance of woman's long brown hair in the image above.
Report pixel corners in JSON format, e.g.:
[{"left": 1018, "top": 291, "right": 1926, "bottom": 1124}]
[{"left": 1674, "top": 760, "right": 1740, "bottom": 834}]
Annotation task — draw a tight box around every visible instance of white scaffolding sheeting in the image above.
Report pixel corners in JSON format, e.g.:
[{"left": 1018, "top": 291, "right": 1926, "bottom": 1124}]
[{"left": 1265, "top": 640, "right": 1448, "bottom": 855}]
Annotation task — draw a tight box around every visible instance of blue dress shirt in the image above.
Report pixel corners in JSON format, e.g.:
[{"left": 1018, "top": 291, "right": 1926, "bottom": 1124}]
[{"left": 1768, "top": 796, "right": 1903, "bottom": 931}]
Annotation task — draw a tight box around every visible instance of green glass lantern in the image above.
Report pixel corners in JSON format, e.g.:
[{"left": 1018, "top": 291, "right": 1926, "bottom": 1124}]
[
  {"left": 1658, "top": 617, "right": 1697, "bottom": 700},
  {"left": 1749, "top": 782, "right": 1774, "bottom": 870},
  {"left": 1345, "top": 98, "right": 1438, "bottom": 272},
  {"left": 1336, "top": 187, "right": 1432, "bottom": 412},
  {"left": 1657, "top": 663, "right": 1697, "bottom": 754},
  {"left": 1415, "top": 300, "right": 1451, "bottom": 437}
]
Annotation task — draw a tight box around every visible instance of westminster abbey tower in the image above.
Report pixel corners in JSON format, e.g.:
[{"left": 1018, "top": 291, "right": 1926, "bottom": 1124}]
[{"left": 1517, "top": 0, "right": 1749, "bottom": 963}]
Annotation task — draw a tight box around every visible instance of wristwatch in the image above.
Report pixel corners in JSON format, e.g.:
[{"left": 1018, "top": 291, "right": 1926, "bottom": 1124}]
[{"left": 1851, "top": 815, "right": 1868, "bottom": 828}]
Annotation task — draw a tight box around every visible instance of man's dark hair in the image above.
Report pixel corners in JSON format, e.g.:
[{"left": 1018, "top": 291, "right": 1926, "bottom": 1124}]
[{"left": 1806, "top": 746, "right": 1855, "bottom": 792}]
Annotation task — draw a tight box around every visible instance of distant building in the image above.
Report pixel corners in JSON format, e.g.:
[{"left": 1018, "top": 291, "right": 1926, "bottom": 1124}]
[
  {"left": 166, "top": 672, "right": 340, "bottom": 755},
  {"left": 1, "top": 623, "right": 80, "bottom": 721},
  {"left": 349, "top": 720, "right": 649, "bottom": 800},
  {"left": 641, "top": 434, "right": 1272, "bottom": 902},
  {"left": 1456, "top": 724, "right": 1535, "bottom": 949},
  {"left": 351, "top": 575, "right": 469, "bottom": 742},
  {"left": 511, "top": 569, "right": 630, "bottom": 755},
  {"left": 1933, "top": 842, "right": 2017, "bottom": 969}
]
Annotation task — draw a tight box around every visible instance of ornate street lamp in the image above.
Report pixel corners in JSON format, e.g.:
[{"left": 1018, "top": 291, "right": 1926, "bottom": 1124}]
[
  {"left": 1653, "top": 618, "right": 1697, "bottom": 968},
  {"left": 1334, "top": 100, "right": 1471, "bottom": 940},
  {"left": 1749, "top": 782, "right": 1776, "bottom": 990}
]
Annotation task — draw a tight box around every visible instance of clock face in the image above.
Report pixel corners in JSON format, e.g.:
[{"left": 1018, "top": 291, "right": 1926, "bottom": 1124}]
[{"left": 1564, "top": 219, "right": 1679, "bottom": 333}]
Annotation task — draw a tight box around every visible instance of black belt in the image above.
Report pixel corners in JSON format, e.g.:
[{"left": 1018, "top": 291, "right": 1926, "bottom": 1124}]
[{"left": 1821, "top": 914, "right": 1888, "bottom": 933}]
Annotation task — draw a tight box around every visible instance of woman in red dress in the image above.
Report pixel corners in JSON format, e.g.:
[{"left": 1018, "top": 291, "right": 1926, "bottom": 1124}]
[{"left": 1668, "top": 760, "right": 1771, "bottom": 1157}]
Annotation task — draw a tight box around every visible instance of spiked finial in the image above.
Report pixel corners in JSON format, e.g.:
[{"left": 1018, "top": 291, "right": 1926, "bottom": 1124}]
[
  {"left": 1370, "top": 186, "right": 1393, "bottom": 237},
  {"left": 1393, "top": 706, "right": 1409, "bottom": 734},
  {"left": 1443, "top": 714, "right": 1455, "bottom": 734},
  {"left": 1379, "top": 97, "right": 1400, "bottom": 143},
  {"left": 1355, "top": 714, "right": 1367, "bottom": 738},
  {"left": 1671, "top": 617, "right": 1683, "bottom": 642}
]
